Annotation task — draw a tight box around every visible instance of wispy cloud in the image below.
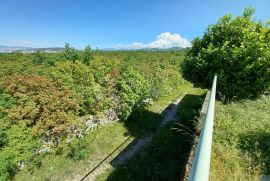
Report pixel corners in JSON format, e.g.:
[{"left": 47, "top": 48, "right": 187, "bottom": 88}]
[{"left": 116, "top": 32, "right": 191, "bottom": 49}]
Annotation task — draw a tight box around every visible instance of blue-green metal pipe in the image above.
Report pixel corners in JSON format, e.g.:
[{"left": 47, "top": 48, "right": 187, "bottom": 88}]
[{"left": 188, "top": 75, "right": 217, "bottom": 181}]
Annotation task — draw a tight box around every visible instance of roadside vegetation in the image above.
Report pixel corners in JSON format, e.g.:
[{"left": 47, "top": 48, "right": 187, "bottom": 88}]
[
  {"left": 0, "top": 48, "right": 186, "bottom": 180},
  {"left": 211, "top": 97, "right": 270, "bottom": 180}
]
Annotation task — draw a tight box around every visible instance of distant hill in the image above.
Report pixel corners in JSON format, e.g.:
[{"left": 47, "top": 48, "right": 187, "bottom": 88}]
[
  {"left": 32, "top": 47, "right": 65, "bottom": 52},
  {"left": 0, "top": 45, "right": 187, "bottom": 53},
  {"left": 0, "top": 45, "right": 64, "bottom": 53},
  {"left": 0, "top": 45, "right": 32, "bottom": 53}
]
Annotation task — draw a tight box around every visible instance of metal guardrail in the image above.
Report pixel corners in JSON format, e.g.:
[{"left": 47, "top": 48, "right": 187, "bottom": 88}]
[{"left": 188, "top": 75, "right": 217, "bottom": 181}]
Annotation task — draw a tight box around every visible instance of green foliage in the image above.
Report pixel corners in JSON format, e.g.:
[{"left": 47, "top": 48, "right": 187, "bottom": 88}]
[
  {"left": 0, "top": 60, "right": 34, "bottom": 77},
  {"left": 67, "top": 137, "right": 90, "bottom": 160},
  {"left": 0, "top": 156, "right": 15, "bottom": 181},
  {"left": 0, "top": 131, "right": 7, "bottom": 148},
  {"left": 182, "top": 7, "right": 270, "bottom": 100},
  {"left": 0, "top": 75, "right": 81, "bottom": 139},
  {"left": 148, "top": 63, "right": 184, "bottom": 98},
  {"left": 62, "top": 43, "right": 79, "bottom": 63},
  {"left": 0, "top": 123, "right": 40, "bottom": 180},
  {"left": 32, "top": 51, "right": 46, "bottom": 64},
  {"left": 82, "top": 45, "right": 94, "bottom": 65},
  {"left": 118, "top": 67, "right": 151, "bottom": 119},
  {"left": 0, "top": 93, "right": 16, "bottom": 118},
  {"left": 50, "top": 61, "right": 97, "bottom": 113},
  {"left": 211, "top": 97, "right": 270, "bottom": 180},
  {"left": 89, "top": 56, "right": 121, "bottom": 84},
  {"left": 0, "top": 49, "right": 186, "bottom": 179}
]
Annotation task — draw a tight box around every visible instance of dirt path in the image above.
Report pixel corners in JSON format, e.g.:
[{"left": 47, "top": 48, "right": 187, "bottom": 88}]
[
  {"left": 80, "top": 96, "right": 184, "bottom": 180},
  {"left": 112, "top": 96, "right": 183, "bottom": 165},
  {"left": 160, "top": 97, "right": 182, "bottom": 126}
]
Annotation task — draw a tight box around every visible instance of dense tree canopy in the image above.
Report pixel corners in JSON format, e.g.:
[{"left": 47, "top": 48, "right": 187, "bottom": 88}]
[{"left": 182, "top": 7, "right": 270, "bottom": 100}]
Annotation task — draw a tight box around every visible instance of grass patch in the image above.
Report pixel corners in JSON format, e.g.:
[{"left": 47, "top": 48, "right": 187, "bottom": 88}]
[
  {"left": 96, "top": 87, "right": 205, "bottom": 181},
  {"left": 210, "top": 96, "right": 270, "bottom": 180},
  {"left": 14, "top": 122, "right": 131, "bottom": 181},
  {"left": 149, "top": 83, "right": 201, "bottom": 113}
]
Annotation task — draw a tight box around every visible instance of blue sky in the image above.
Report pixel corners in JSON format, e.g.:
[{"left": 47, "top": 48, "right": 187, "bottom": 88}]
[{"left": 1, "top": 0, "right": 270, "bottom": 49}]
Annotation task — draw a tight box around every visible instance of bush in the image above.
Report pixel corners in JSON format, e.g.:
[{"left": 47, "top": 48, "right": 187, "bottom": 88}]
[
  {"left": 149, "top": 63, "right": 184, "bottom": 98},
  {"left": 0, "top": 123, "right": 41, "bottom": 180},
  {"left": 118, "top": 67, "right": 151, "bottom": 119},
  {"left": 67, "top": 137, "right": 90, "bottom": 160},
  {"left": 0, "top": 75, "right": 81, "bottom": 139},
  {"left": 32, "top": 51, "right": 46, "bottom": 64},
  {"left": 0, "top": 156, "right": 15, "bottom": 181},
  {"left": 182, "top": 7, "right": 270, "bottom": 100}
]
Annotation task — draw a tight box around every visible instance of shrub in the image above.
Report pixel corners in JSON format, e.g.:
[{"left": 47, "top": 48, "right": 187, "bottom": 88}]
[
  {"left": 182, "top": 7, "right": 270, "bottom": 100},
  {"left": 67, "top": 137, "right": 90, "bottom": 161},
  {"left": 0, "top": 124, "right": 40, "bottom": 180},
  {"left": 32, "top": 51, "right": 46, "bottom": 64},
  {"left": 118, "top": 67, "right": 151, "bottom": 119},
  {"left": 0, "top": 156, "right": 15, "bottom": 181},
  {"left": 0, "top": 75, "right": 81, "bottom": 139},
  {"left": 50, "top": 61, "right": 98, "bottom": 114},
  {"left": 150, "top": 63, "right": 183, "bottom": 98}
]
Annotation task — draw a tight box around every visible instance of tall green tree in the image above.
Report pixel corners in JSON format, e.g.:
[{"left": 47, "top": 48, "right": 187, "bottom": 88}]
[
  {"left": 182, "top": 7, "right": 270, "bottom": 100},
  {"left": 83, "top": 45, "right": 93, "bottom": 65},
  {"left": 63, "top": 43, "right": 78, "bottom": 63}
]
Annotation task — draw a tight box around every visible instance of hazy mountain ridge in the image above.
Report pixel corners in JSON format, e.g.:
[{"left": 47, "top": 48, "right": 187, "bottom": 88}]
[
  {"left": 0, "top": 46, "right": 64, "bottom": 53},
  {"left": 0, "top": 45, "right": 187, "bottom": 53}
]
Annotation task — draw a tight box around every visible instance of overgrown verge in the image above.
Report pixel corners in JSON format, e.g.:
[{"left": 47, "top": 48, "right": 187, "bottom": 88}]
[{"left": 210, "top": 96, "right": 270, "bottom": 180}]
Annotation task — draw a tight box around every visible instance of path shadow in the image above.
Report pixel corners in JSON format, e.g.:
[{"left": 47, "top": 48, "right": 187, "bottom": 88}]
[
  {"left": 108, "top": 99, "right": 182, "bottom": 166},
  {"left": 104, "top": 93, "right": 205, "bottom": 181},
  {"left": 121, "top": 107, "right": 161, "bottom": 138},
  {"left": 238, "top": 130, "right": 270, "bottom": 174}
]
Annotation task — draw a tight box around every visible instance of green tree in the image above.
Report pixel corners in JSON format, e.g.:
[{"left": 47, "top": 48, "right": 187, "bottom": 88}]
[
  {"left": 63, "top": 43, "right": 78, "bottom": 63},
  {"left": 83, "top": 45, "right": 93, "bottom": 65},
  {"left": 182, "top": 7, "right": 270, "bottom": 100}
]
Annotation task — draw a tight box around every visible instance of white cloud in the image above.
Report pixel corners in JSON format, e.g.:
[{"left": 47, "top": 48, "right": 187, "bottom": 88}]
[{"left": 116, "top": 32, "right": 191, "bottom": 49}]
